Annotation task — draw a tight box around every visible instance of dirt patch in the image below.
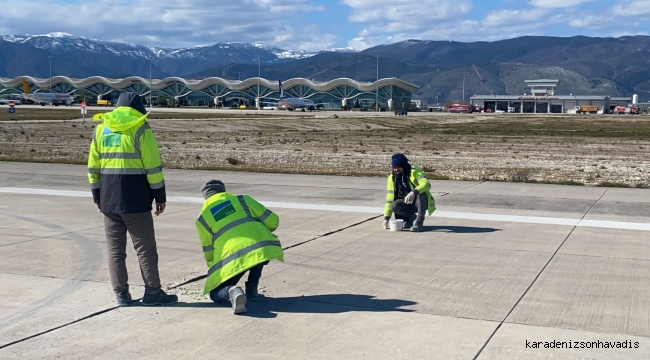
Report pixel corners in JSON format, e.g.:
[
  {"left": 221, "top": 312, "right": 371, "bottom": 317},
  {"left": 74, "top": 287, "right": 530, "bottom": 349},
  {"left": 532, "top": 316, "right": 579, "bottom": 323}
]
[{"left": 0, "top": 112, "right": 648, "bottom": 188}]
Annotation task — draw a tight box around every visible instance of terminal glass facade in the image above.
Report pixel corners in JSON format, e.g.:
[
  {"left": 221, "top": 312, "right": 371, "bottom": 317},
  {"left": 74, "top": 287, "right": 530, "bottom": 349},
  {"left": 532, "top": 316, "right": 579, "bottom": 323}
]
[{"left": 0, "top": 77, "right": 417, "bottom": 110}]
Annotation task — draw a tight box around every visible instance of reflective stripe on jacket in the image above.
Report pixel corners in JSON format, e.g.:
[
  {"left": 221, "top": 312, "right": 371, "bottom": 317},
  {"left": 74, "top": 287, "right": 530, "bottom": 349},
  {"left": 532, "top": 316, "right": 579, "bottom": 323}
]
[
  {"left": 87, "top": 106, "right": 165, "bottom": 213},
  {"left": 384, "top": 166, "right": 436, "bottom": 218},
  {"left": 195, "top": 192, "right": 284, "bottom": 295}
]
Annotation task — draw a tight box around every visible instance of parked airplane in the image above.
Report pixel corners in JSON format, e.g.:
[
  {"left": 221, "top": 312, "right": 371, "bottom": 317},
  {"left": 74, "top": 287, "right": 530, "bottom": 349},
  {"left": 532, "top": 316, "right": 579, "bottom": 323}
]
[
  {"left": 0, "top": 98, "right": 21, "bottom": 105},
  {"left": 20, "top": 79, "right": 74, "bottom": 106},
  {"left": 276, "top": 80, "right": 317, "bottom": 111}
]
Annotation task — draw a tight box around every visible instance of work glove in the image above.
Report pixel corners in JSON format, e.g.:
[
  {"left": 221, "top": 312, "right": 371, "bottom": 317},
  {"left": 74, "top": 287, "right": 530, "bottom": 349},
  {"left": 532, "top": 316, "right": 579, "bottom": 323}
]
[
  {"left": 382, "top": 219, "right": 390, "bottom": 229},
  {"left": 404, "top": 190, "right": 418, "bottom": 204}
]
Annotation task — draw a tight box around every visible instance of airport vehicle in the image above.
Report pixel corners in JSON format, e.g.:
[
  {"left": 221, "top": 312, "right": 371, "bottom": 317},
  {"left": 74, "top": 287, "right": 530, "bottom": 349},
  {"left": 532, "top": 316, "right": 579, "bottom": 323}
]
[
  {"left": 97, "top": 99, "right": 113, "bottom": 107},
  {"left": 614, "top": 105, "right": 638, "bottom": 115},
  {"left": 276, "top": 80, "right": 317, "bottom": 111},
  {"left": 394, "top": 108, "right": 408, "bottom": 116},
  {"left": 448, "top": 104, "right": 472, "bottom": 113},
  {"left": 575, "top": 105, "right": 599, "bottom": 114},
  {"left": 20, "top": 79, "right": 74, "bottom": 106}
]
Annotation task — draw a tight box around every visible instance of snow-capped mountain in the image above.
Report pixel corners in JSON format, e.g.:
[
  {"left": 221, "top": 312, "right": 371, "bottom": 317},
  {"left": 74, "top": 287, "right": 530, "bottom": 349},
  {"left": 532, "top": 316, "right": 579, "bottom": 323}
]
[
  {"left": 1, "top": 32, "right": 169, "bottom": 59},
  {"left": 0, "top": 32, "right": 360, "bottom": 78},
  {"left": 0, "top": 32, "right": 351, "bottom": 62}
]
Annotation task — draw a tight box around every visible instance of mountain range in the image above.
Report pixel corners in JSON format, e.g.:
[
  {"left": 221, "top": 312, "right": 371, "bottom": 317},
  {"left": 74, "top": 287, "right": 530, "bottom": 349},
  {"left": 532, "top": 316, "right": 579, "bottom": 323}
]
[{"left": 1, "top": 32, "right": 649, "bottom": 103}]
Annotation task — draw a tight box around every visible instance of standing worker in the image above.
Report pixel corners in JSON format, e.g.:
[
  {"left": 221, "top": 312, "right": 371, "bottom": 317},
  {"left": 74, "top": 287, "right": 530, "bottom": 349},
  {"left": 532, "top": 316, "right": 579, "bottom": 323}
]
[
  {"left": 87, "top": 92, "right": 177, "bottom": 307},
  {"left": 196, "top": 180, "right": 284, "bottom": 314},
  {"left": 382, "top": 153, "right": 436, "bottom": 232}
]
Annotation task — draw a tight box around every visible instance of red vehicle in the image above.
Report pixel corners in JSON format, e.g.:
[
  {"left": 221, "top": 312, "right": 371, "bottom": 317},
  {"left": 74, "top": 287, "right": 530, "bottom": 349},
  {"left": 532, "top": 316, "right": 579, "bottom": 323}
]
[
  {"left": 448, "top": 104, "right": 483, "bottom": 113},
  {"left": 614, "top": 105, "right": 638, "bottom": 115},
  {"left": 448, "top": 104, "right": 472, "bottom": 113}
]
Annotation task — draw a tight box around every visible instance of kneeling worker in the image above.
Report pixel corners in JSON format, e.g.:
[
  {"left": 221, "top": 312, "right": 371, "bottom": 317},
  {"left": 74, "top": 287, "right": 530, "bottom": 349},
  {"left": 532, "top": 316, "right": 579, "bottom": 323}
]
[
  {"left": 195, "top": 180, "right": 284, "bottom": 314},
  {"left": 382, "top": 153, "right": 436, "bottom": 232}
]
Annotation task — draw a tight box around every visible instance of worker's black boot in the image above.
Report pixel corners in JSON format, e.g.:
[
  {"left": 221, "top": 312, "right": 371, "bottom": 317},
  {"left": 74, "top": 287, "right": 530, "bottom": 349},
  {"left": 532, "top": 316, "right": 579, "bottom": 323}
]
[
  {"left": 245, "top": 282, "right": 259, "bottom": 301},
  {"left": 410, "top": 221, "right": 423, "bottom": 232},
  {"left": 403, "top": 214, "right": 417, "bottom": 230},
  {"left": 116, "top": 291, "right": 133, "bottom": 307}
]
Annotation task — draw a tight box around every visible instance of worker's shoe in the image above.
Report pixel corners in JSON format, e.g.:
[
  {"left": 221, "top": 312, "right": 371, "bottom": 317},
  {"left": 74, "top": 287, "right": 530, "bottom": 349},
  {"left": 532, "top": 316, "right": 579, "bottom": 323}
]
[
  {"left": 142, "top": 289, "right": 178, "bottom": 306},
  {"left": 403, "top": 214, "right": 417, "bottom": 230},
  {"left": 229, "top": 286, "right": 247, "bottom": 314},
  {"left": 116, "top": 291, "right": 133, "bottom": 307},
  {"left": 410, "top": 221, "right": 424, "bottom": 232},
  {"left": 245, "top": 282, "right": 259, "bottom": 301}
]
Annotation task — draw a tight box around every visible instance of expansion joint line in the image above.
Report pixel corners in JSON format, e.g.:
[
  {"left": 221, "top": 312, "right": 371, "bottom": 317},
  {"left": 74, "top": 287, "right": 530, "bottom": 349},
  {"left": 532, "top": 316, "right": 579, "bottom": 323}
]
[
  {"left": 0, "top": 214, "right": 381, "bottom": 350},
  {"left": 471, "top": 188, "right": 609, "bottom": 360},
  {"left": 168, "top": 214, "right": 381, "bottom": 289},
  {"left": 0, "top": 307, "right": 119, "bottom": 350}
]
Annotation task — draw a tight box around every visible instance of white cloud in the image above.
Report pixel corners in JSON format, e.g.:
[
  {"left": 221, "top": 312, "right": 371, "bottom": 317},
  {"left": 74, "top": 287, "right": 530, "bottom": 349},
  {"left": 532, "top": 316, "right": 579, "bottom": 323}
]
[
  {"left": 613, "top": 0, "right": 650, "bottom": 16},
  {"left": 568, "top": 15, "right": 616, "bottom": 29},
  {"left": 0, "top": 0, "right": 336, "bottom": 50},
  {"left": 344, "top": 0, "right": 576, "bottom": 50},
  {"left": 341, "top": 0, "right": 473, "bottom": 48},
  {"left": 482, "top": 8, "right": 552, "bottom": 27},
  {"left": 608, "top": 30, "right": 649, "bottom": 37},
  {"left": 568, "top": 0, "right": 650, "bottom": 33},
  {"left": 528, "top": 0, "right": 596, "bottom": 8}
]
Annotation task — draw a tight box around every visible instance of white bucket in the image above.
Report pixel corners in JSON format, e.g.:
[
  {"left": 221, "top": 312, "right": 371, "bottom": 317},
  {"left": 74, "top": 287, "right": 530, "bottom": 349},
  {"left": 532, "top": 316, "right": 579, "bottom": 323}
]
[{"left": 389, "top": 219, "right": 405, "bottom": 231}]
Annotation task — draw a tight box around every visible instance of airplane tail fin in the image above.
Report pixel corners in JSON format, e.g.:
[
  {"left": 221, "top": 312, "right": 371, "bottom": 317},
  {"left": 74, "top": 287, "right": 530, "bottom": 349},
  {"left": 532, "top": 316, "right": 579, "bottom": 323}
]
[
  {"left": 21, "top": 79, "right": 32, "bottom": 94},
  {"left": 278, "top": 80, "right": 284, "bottom": 99}
]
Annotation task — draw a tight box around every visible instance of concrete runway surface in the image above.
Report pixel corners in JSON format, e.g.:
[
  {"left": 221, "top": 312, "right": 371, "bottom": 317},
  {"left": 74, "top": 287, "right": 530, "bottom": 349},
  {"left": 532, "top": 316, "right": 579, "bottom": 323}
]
[{"left": 0, "top": 161, "right": 649, "bottom": 359}]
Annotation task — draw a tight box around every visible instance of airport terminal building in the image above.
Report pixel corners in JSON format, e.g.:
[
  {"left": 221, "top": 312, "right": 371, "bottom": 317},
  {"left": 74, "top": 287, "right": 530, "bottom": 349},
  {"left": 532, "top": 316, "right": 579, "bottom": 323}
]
[
  {"left": 471, "top": 80, "right": 633, "bottom": 113},
  {"left": 0, "top": 76, "right": 418, "bottom": 110}
]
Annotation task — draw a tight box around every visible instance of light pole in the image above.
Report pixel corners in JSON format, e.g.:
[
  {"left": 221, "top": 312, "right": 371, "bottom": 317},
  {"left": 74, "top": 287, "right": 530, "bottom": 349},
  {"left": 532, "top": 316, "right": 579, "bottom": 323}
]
[
  {"left": 257, "top": 56, "right": 261, "bottom": 110},
  {"left": 462, "top": 72, "right": 465, "bottom": 103},
  {"left": 48, "top": 56, "right": 52, "bottom": 93},
  {"left": 149, "top": 57, "right": 153, "bottom": 109},
  {"left": 375, "top": 55, "right": 379, "bottom": 111}
]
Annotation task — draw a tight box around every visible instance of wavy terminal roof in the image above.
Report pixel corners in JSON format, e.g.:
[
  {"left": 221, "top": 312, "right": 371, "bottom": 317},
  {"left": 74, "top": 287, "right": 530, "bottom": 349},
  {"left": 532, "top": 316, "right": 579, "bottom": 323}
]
[{"left": 0, "top": 76, "right": 419, "bottom": 93}]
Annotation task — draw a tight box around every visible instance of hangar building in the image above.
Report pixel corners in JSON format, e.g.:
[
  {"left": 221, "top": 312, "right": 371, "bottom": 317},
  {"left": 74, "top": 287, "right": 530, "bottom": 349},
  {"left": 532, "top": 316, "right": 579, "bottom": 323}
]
[{"left": 470, "top": 79, "right": 633, "bottom": 114}]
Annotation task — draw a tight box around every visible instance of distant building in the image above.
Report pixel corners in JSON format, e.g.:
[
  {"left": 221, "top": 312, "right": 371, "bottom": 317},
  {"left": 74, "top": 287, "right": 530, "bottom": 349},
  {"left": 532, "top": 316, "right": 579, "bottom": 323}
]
[
  {"left": 471, "top": 79, "right": 633, "bottom": 114},
  {"left": 0, "top": 76, "right": 418, "bottom": 110}
]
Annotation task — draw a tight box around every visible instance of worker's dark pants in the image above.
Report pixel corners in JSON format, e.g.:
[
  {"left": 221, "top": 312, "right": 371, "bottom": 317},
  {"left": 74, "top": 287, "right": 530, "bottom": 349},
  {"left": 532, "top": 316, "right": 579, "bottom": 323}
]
[
  {"left": 210, "top": 261, "right": 269, "bottom": 303},
  {"left": 104, "top": 212, "right": 161, "bottom": 296},
  {"left": 391, "top": 193, "right": 428, "bottom": 224}
]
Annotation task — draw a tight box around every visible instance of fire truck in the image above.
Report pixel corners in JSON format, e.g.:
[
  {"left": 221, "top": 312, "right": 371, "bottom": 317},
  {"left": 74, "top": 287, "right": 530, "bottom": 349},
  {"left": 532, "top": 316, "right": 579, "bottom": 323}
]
[
  {"left": 614, "top": 105, "right": 638, "bottom": 115},
  {"left": 448, "top": 104, "right": 483, "bottom": 113}
]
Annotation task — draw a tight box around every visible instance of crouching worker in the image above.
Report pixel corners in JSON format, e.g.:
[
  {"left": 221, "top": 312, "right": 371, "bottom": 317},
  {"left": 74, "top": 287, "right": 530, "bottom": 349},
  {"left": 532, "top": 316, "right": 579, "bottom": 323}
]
[
  {"left": 195, "top": 180, "right": 284, "bottom": 314},
  {"left": 382, "top": 153, "right": 436, "bottom": 232}
]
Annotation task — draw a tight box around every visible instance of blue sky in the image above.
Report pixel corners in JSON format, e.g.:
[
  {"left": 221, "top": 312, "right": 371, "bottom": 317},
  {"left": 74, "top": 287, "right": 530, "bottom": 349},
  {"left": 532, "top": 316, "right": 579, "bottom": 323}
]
[{"left": 0, "top": 0, "right": 648, "bottom": 51}]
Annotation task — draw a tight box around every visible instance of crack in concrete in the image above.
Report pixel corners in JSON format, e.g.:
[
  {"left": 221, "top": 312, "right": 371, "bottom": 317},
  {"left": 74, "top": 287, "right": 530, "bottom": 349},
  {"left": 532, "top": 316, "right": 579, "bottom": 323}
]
[{"left": 167, "top": 214, "right": 381, "bottom": 290}]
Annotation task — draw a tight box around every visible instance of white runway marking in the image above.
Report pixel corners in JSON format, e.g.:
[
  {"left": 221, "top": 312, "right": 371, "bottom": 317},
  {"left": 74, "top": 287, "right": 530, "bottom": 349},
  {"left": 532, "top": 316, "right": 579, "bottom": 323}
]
[{"left": 1, "top": 187, "right": 649, "bottom": 232}]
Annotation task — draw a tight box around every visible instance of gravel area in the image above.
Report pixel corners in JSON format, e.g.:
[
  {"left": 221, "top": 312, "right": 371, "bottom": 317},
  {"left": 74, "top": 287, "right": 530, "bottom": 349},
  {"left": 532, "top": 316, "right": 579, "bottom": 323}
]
[{"left": 1, "top": 113, "right": 648, "bottom": 188}]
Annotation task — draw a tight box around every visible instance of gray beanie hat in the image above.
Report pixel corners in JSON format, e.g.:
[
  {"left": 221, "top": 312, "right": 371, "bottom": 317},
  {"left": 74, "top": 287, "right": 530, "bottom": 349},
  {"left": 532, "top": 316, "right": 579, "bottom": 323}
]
[
  {"left": 115, "top": 91, "right": 147, "bottom": 116},
  {"left": 201, "top": 179, "right": 226, "bottom": 199}
]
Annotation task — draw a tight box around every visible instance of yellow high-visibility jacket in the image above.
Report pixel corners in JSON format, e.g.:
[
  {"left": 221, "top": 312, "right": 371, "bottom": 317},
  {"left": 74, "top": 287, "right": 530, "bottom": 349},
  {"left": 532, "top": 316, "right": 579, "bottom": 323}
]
[
  {"left": 384, "top": 166, "right": 436, "bottom": 218},
  {"left": 195, "top": 192, "right": 284, "bottom": 295},
  {"left": 87, "top": 106, "right": 165, "bottom": 213}
]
